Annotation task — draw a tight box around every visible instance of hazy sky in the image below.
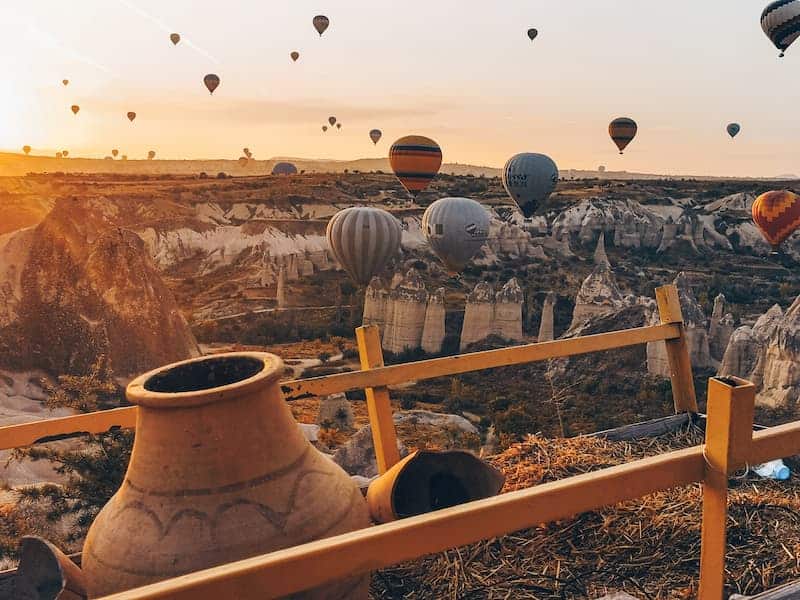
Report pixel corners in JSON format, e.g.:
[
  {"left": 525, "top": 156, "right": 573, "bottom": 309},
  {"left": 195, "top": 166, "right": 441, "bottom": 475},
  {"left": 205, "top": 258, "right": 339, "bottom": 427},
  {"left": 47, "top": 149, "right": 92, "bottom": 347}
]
[{"left": 1, "top": 1, "right": 798, "bottom": 176}]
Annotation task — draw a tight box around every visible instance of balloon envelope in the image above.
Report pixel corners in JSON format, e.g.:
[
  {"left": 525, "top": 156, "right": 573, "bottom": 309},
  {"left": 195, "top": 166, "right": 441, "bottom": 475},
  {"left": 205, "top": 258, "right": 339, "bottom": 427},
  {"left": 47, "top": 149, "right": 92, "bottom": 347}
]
[
  {"left": 22, "top": 146, "right": 30, "bottom": 155},
  {"left": 204, "top": 74, "right": 220, "bottom": 95},
  {"left": 71, "top": 105, "right": 80, "bottom": 115},
  {"left": 62, "top": 150, "right": 68, "bottom": 157},
  {"left": 112, "top": 149, "right": 119, "bottom": 157},
  {"left": 322, "top": 125, "right": 328, "bottom": 132},
  {"left": 271, "top": 162, "right": 298, "bottom": 175},
  {"left": 752, "top": 190, "right": 800, "bottom": 250},
  {"left": 336, "top": 123, "right": 342, "bottom": 130},
  {"left": 290, "top": 51, "right": 299, "bottom": 61},
  {"left": 127, "top": 112, "right": 136, "bottom": 122},
  {"left": 527, "top": 28, "right": 538, "bottom": 40},
  {"left": 502, "top": 153, "right": 559, "bottom": 218},
  {"left": 370, "top": 129, "right": 382, "bottom": 145},
  {"left": 170, "top": 33, "right": 181, "bottom": 45},
  {"left": 609, "top": 117, "right": 637, "bottom": 154},
  {"left": 326, "top": 207, "right": 402, "bottom": 285},
  {"left": 389, "top": 135, "right": 443, "bottom": 197},
  {"left": 762, "top": 1, "right": 800, "bottom": 56},
  {"left": 148, "top": 150, "right": 156, "bottom": 160},
  {"left": 62, "top": 79, "right": 69, "bottom": 86},
  {"left": 422, "top": 197, "right": 489, "bottom": 273},
  {"left": 328, "top": 116, "right": 337, "bottom": 126},
  {"left": 727, "top": 123, "right": 741, "bottom": 138},
  {"left": 313, "top": 15, "right": 330, "bottom": 36}
]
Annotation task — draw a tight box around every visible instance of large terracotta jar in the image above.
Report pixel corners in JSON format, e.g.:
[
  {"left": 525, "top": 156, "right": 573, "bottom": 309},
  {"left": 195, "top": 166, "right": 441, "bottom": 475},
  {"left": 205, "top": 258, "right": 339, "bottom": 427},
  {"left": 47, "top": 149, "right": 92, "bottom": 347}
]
[{"left": 82, "top": 352, "right": 370, "bottom": 598}]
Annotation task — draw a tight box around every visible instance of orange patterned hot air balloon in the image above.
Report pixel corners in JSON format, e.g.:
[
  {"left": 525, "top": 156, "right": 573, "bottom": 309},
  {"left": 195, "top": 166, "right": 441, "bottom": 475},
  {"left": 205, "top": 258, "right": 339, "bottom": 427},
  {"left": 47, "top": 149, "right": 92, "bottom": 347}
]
[
  {"left": 752, "top": 190, "right": 800, "bottom": 251},
  {"left": 389, "top": 135, "right": 442, "bottom": 197},
  {"left": 609, "top": 117, "right": 637, "bottom": 154}
]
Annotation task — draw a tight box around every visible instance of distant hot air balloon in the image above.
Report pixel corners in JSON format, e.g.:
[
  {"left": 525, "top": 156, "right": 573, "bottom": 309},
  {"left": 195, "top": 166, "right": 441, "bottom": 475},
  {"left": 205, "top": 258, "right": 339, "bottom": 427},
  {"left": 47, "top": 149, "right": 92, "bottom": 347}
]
[
  {"left": 71, "top": 105, "right": 80, "bottom": 115},
  {"left": 170, "top": 33, "right": 181, "bottom": 45},
  {"left": 752, "top": 190, "right": 800, "bottom": 251},
  {"left": 127, "top": 112, "right": 136, "bottom": 122},
  {"left": 239, "top": 157, "right": 249, "bottom": 167},
  {"left": 389, "top": 135, "right": 443, "bottom": 197},
  {"left": 62, "top": 79, "right": 69, "bottom": 87},
  {"left": 328, "top": 116, "right": 337, "bottom": 126},
  {"left": 527, "top": 28, "right": 538, "bottom": 41},
  {"left": 502, "top": 153, "right": 559, "bottom": 218},
  {"left": 727, "top": 123, "right": 741, "bottom": 138},
  {"left": 598, "top": 165, "right": 606, "bottom": 173},
  {"left": 243, "top": 147, "right": 250, "bottom": 155},
  {"left": 148, "top": 150, "right": 156, "bottom": 160},
  {"left": 313, "top": 15, "right": 330, "bottom": 36},
  {"left": 121, "top": 155, "right": 128, "bottom": 160},
  {"left": 272, "top": 162, "right": 298, "bottom": 175},
  {"left": 609, "top": 117, "right": 637, "bottom": 154},
  {"left": 290, "top": 51, "right": 300, "bottom": 62},
  {"left": 322, "top": 125, "right": 328, "bottom": 132},
  {"left": 326, "top": 207, "right": 402, "bottom": 285},
  {"left": 762, "top": 1, "right": 800, "bottom": 57},
  {"left": 22, "top": 146, "right": 31, "bottom": 155},
  {"left": 369, "top": 129, "right": 382, "bottom": 145},
  {"left": 336, "top": 123, "right": 342, "bottom": 130},
  {"left": 62, "top": 150, "right": 69, "bottom": 158},
  {"left": 204, "top": 74, "right": 220, "bottom": 95},
  {"left": 422, "top": 197, "right": 490, "bottom": 273},
  {"left": 55, "top": 152, "right": 63, "bottom": 159},
  {"left": 112, "top": 149, "right": 119, "bottom": 158}
]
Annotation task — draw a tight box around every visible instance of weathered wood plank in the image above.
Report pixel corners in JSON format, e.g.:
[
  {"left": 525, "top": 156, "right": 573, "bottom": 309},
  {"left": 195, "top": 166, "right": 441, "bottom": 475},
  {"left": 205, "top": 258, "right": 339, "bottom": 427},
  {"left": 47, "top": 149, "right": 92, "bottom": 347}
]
[
  {"left": 591, "top": 413, "right": 693, "bottom": 442},
  {"left": 655, "top": 285, "right": 699, "bottom": 413}
]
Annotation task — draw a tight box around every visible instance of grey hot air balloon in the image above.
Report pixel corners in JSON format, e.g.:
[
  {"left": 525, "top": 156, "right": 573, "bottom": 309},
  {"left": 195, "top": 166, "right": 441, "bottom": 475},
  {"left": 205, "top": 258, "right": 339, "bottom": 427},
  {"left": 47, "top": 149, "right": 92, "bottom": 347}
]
[
  {"left": 369, "top": 129, "right": 382, "bottom": 145},
  {"left": 502, "top": 153, "right": 559, "bottom": 218},
  {"left": 326, "top": 207, "right": 402, "bottom": 285},
  {"left": 313, "top": 15, "right": 330, "bottom": 36},
  {"left": 527, "top": 28, "right": 538, "bottom": 41},
  {"left": 727, "top": 123, "right": 741, "bottom": 138},
  {"left": 271, "top": 162, "right": 298, "bottom": 175},
  {"left": 422, "top": 197, "right": 490, "bottom": 273}
]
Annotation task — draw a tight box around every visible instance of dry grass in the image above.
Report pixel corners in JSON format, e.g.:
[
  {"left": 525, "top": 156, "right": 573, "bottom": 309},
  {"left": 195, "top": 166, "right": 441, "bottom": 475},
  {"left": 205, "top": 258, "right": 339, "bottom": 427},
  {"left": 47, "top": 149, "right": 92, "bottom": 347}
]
[{"left": 371, "top": 426, "right": 800, "bottom": 599}]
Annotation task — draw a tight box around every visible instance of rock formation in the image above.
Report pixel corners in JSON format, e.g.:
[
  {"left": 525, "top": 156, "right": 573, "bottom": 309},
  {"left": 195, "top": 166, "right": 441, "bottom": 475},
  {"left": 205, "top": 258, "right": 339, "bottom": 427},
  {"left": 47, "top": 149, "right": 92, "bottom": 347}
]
[
  {"left": 421, "top": 287, "right": 446, "bottom": 354},
  {"left": 570, "top": 264, "right": 624, "bottom": 329},
  {"left": 755, "top": 298, "right": 800, "bottom": 407},
  {"left": 593, "top": 232, "right": 610, "bottom": 266},
  {"left": 362, "top": 277, "right": 389, "bottom": 330},
  {"left": 382, "top": 269, "right": 429, "bottom": 354},
  {"left": 316, "top": 393, "right": 354, "bottom": 429},
  {"left": 647, "top": 273, "right": 711, "bottom": 375},
  {"left": 493, "top": 279, "right": 524, "bottom": 343},
  {"left": 708, "top": 294, "right": 734, "bottom": 363},
  {"left": 0, "top": 199, "right": 200, "bottom": 377},
  {"left": 276, "top": 265, "right": 287, "bottom": 309},
  {"left": 718, "top": 304, "right": 783, "bottom": 388},
  {"left": 460, "top": 282, "right": 495, "bottom": 351},
  {"left": 538, "top": 292, "right": 556, "bottom": 342}
]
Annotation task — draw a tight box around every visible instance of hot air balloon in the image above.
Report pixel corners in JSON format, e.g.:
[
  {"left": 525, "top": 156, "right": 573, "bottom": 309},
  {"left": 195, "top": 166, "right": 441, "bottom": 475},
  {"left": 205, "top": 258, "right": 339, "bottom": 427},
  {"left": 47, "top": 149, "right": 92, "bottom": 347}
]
[
  {"left": 609, "top": 117, "right": 637, "bottom": 154},
  {"left": 326, "top": 207, "right": 402, "bottom": 285},
  {"left": 727, "top": 123, "right": 741, "bottom": 138},
  {"left": 239, "top": 157, "right": 249, "bottom": 167},
  {"left": 55, "top": 152, "right": 63, "bottom": 159},
  {"left": 502, "top": 153, "right": 559, "bottom": 218},
  {"left": 148, "top": 150, "right": 156, "bottom": 160},
  {"left": 112, "top": 149, "right": 119, "bottom": 158},
  {"left": 22, "top": 146, "right": 31, "bottom": 155},
  {"left": 62, "top": 150, "right": 69, "bottom": 158},
  {"left": 422, "top": 197, "right": 489, "bottom": 273},
  {"left": 121, "top": 155, "right": 128, "bottom": 160},
  {"left": 527, "top": 28, "right": 538, "bottom": 41},
  {"left": 290, "top": 51, "right": 300, "bottom": 62},
  {"left": 752, "top": 190, "right": 800, "bottom": 251},
  {"left": 322, "top": 125, "right": 328, "bottom": 132},
  {"left": 762, "top": 1, "right": 800, "bottom": 57},
  {"left": 328, "top": 116, "right": 337, "bottom": 126},
  {"left": 127, "top": 112, "right": 136, "bottom": 122},
  {"left": 62, "top": 79, "right": 69, "bottom": 87},
  {"left": 71, "top": 105, "right": 80, "bottom": 115},
  {"left": 389, "top": 135, "right": 443, "bottom": 197},
  {"left": 369, "top": 129, "right": 382, "bottom": 145},
  {"left": 243, "top": 147, "right": 250, "bottom": 156},
  {"left": 336, "top": 123, "right": 342, "bottom": 130},
  {"left": 272, "top": 162, "right": 298, "bottom": 175},
  {"left": 170, "top": 33, "right": 181, "bottom": 45},
  {"left": 204, "top": 74, "right": 220, "bottom": 95},
  {"left": 313, "top": 15, "right": 330, "bottom": 36}
]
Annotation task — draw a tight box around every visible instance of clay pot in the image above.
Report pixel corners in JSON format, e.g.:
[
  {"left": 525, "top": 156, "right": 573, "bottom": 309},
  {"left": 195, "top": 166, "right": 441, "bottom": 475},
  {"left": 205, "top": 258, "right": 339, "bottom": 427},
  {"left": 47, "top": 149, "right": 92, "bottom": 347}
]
[{"left": 82, "top": 352, "right": 370, "bottom": 598}]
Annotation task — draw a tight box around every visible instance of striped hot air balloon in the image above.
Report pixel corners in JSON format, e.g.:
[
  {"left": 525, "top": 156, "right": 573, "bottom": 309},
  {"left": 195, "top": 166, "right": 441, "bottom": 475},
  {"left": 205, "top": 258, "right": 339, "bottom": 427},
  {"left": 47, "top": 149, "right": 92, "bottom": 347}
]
[
  {"left": 609, "top": 117, "right": 637, "bottom": 154},
  {"left": 752, "top": 190, "right": 800, "bottom": 251},
  {"left": 422, "top": 197, "right": 489, "bottom": 273},
  {"left": 389, "top": 135, "right": 443, "bottom": 197},
  {"left": 762, "top": 0, "right": 800, "bottom": 57},
  {"left": 326, "top": 207, "right": 402, "bottom": 285}
]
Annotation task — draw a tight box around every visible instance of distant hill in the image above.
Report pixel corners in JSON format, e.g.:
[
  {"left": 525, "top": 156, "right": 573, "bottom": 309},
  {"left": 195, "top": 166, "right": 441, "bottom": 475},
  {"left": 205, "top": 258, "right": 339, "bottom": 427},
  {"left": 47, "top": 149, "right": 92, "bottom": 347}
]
[{"left": 0, "top": 152, "right": 796, "bottom": 181}]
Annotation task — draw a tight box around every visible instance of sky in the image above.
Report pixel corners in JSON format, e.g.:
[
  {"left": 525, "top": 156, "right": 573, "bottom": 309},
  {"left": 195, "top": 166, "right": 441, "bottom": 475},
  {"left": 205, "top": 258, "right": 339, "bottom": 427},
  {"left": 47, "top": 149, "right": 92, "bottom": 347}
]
[{"left": 0, "top": 0, "right": 797, "bottom": 177}]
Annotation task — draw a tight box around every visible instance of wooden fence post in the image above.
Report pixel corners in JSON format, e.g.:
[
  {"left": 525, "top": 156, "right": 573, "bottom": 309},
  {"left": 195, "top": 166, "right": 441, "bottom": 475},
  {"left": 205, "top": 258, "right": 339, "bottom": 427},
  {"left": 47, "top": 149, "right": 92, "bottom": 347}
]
[
  {"left": 698, "top": 376, "right": 755, "bottom": 600},
  {"left": 655, "top": 284, "right": 699, "bottom": 413},
  {"left": 356, "top": 325, "right": 401, "bottom": 474}
]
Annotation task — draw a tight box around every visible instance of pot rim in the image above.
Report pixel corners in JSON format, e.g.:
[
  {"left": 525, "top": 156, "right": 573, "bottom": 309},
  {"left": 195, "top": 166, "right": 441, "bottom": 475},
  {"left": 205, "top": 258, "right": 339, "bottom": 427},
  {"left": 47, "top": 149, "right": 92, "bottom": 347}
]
[{"left": 126, "top": 352, "right": 284, "bottom": 409}]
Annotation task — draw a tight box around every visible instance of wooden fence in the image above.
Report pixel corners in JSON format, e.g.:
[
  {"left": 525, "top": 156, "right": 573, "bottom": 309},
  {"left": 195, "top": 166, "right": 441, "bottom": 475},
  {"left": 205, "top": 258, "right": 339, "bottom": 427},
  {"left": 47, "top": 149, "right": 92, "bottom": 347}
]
[{"left": 1, "top": 284, "right": 795, "bottom": 599}]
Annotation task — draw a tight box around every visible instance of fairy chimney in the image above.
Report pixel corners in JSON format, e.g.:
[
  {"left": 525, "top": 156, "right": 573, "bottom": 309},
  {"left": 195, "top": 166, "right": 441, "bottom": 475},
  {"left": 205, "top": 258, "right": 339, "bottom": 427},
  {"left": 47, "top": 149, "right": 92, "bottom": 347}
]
[
  {"left": 421, "top": 287, "right": 446, "bottom": 354},
  {"left": 539, "top": 291, "right": 556, "bottom": 342},
  {"left": 460, "top": 282, "right": 495, "bottom": 351}
]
